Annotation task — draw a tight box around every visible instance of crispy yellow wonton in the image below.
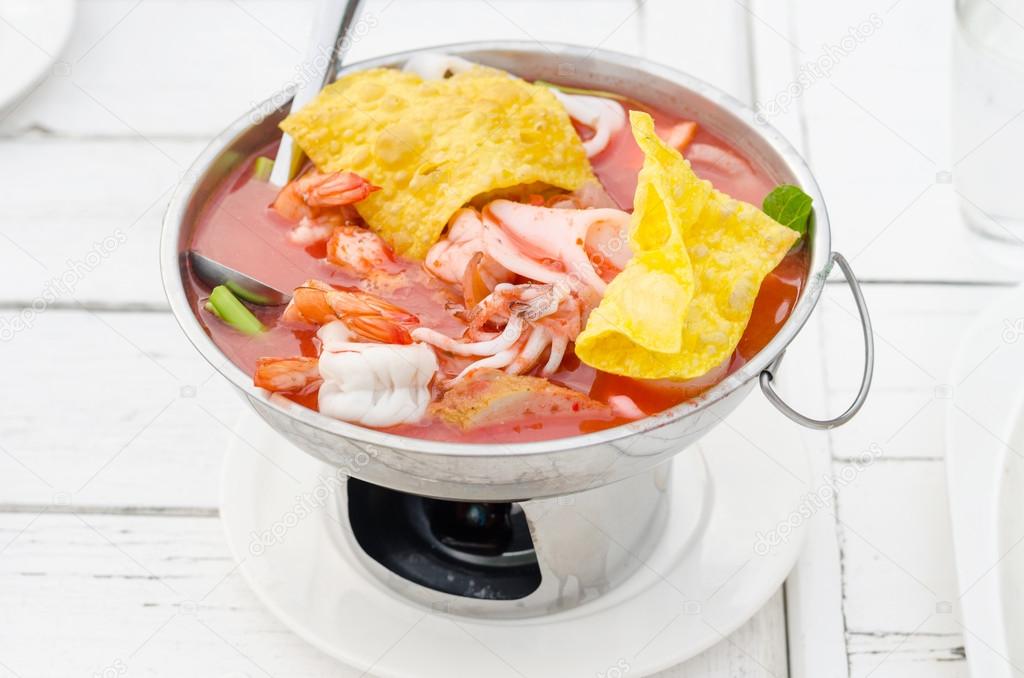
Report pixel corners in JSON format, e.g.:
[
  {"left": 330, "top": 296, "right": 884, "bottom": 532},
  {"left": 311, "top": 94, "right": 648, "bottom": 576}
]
[
  {"left": 575, "top": 111, "right": 799, "bottom": 380},
  {"left": 280, "top": 67, "right": 595, "bottom": 259}
]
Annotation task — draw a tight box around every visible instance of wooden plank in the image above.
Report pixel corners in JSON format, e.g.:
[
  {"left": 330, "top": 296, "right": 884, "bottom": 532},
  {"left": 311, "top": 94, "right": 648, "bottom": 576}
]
[
  {"left": 0, "top": 0, "right": 311, "bottom": 138},
  {"left": 749, "top": 0, "right": 806, "bottom": 148},
  {"left": 0, "top": 309, "right": 239, "bottom": 509},
  {"left": 347, "top": 0, "right": 644, "bottom": 65},
  {"left": 820, "top": 281, "right": 1006, "bottom": 466},
  {"left": 788, "top": 0, "right": 1019, "bottom": 282},
  {"left": 836, "top": 460, "right": 961, "bottom": 635},
  {"left": 0, "top": 510, "right": 784, "bottom": 677},
  {"left": 659, "top": 592, "right": 787, "bottom": 677},
  {"left": 0, "top": 512, "right": 347, "bottom": 677},
  {"left": 639, "top": 0, "right": 751, "bottom": 104},
  {"left": 0, "top": 0, "right": 642, "bottom": 138},
  {"left": 778, "top": 314, "right": 850, "bottom": 678},
  {"left": 848, "top": 632, "right": 967, "bottom": 678},
  {"left": 0, "top": 0, "right": 752, "bottom": 140},
  {"left": 748, "top": 3, "right": 848, "bottom": 676},
  {"left": 818, "top": 283, "right": 982, "bottom": 672},
  {"left": 820, "top": 283, "right": 998, "bottom": 461},
  {"left": 0, "top": 137, "right": 203, "bottom": 307},
  {"left": 771, "top": 282, "right": 990, "bottom": 676}
]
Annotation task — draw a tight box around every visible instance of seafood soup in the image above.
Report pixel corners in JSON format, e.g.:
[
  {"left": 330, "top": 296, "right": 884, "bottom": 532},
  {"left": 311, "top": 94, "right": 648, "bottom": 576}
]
[{"left": 188, "top": 54, "right": 811, "bottom": 444}]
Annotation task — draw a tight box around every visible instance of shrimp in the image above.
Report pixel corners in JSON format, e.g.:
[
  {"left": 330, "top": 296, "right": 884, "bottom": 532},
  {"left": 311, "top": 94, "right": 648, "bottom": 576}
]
[
  {"left": 273, "top": 170, "right": 379, "bottom": 222},
  {"left": 282, "top": 280, "right": 418, "bottom": 344},
  {"left": 326, "top": 224, "right": 394, "bottom": 276},
  {"left": 254, "top": 357, "right": 321, "bottom": 394}
]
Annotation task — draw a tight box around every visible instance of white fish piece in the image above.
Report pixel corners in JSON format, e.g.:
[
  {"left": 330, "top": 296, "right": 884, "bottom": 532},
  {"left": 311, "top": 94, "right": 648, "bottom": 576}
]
[
  {"left": 402, "top": 53, "right": 478, "bottom": 80},
  {"left": 549, "top": 89, "right": 626, "bottom": 158},
  {"left": 315, "top": 321, "right": 438, "bottom": 427}
]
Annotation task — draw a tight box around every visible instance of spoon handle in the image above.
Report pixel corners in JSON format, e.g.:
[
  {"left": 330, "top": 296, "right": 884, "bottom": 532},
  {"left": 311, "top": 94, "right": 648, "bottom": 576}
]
[{"left": 270, "top": 0, "right": 366, "bottom": 186}]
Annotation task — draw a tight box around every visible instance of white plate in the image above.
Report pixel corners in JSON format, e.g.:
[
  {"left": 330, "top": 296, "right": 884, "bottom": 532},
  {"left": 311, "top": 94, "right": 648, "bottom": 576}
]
[
  {"left": 947, "top": 283, "right": 1024, "bottom": 677},
  {"left": 221, "top": 405, "right": 810, "bottom": 677},
  {"left": 0, "top": 0, "right": 75, "bottom": 113}
]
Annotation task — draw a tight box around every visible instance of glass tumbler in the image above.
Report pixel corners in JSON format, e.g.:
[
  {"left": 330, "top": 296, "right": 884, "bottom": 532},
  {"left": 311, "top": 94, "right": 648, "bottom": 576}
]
[{"left": 953, "top": 0, "right": 1024, "bottom": 248}]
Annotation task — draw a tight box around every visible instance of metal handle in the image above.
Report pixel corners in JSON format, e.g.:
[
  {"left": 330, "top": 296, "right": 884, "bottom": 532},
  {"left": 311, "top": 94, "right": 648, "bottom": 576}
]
[{"left": 759, "top": 252, "right": 874, "bottom": 430}]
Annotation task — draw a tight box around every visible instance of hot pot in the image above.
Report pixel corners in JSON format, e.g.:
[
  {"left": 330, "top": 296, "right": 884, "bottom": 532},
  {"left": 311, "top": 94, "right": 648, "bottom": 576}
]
[{"left": 161, "top": 42, "right": 873, "bottom": 504}]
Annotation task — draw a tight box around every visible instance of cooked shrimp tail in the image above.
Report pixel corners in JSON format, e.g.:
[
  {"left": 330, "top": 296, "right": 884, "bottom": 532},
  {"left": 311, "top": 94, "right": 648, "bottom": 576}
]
[
  {"left": 272, "top": 170, "right": 379, "bottom": 222},
  {"left": 282, "top": 280, "right": 417, "bottom": 344},
  {"left": 254, "top": 357, "right": 322, "bottom": 393},
  {"left": 300, "top": 171, "right": 380, "bottom": 207}
]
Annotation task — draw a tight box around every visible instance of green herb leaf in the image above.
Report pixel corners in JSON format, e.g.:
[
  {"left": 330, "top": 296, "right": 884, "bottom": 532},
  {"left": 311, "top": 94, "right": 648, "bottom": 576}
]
[{"left": 762, "top": 184, "right": 813, "bottom": 236}]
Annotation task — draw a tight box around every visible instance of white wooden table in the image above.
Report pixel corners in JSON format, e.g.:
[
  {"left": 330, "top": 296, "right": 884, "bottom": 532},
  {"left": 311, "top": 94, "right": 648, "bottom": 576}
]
[{"left": 0, "top": 0, "right": 1015, "bottom": 675}]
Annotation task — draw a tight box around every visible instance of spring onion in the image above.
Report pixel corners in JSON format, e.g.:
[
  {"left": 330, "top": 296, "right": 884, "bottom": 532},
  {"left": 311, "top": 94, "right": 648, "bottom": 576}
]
[
  {"left": 252, "top": 156, "right": 275, "bottom": 181},
  {"left": 225, "top": 279, "right": 274, "bottom": 305},
  {"left": 207, "top": 285, "right": 265, "bottom": 335}
]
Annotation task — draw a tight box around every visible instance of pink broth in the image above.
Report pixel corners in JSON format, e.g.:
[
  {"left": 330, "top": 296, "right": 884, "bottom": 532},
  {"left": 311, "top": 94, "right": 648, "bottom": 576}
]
[{"left": 187, "top": 99, "right": 806, "bottom": 443}]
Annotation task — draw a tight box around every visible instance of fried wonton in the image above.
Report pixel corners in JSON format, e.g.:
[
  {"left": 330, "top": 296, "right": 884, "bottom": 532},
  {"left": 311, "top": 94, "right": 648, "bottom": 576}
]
[
  {"left": 575, "top": 111, "right": 799, "bottom": 380},
  {"left": 280, "top": 67, "right": 595, "bottom": 259}
]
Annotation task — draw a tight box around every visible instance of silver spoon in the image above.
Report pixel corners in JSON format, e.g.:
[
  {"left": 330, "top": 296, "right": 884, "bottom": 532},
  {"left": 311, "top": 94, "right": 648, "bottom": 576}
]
[
  {"left": 188, "top": 251, "right": 291, "bottom": 306},
  {"left": 192, "top": 4, "right": 366, "bottom": 305},
  {"left": 269, "top": 0, "right": 365, "bottom": 186}
]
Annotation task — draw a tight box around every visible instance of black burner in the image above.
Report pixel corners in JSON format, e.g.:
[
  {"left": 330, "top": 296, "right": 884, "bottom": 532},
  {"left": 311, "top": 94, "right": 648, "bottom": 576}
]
[{"left": 347, "top": 478, "right": 542, "bottom": 600}]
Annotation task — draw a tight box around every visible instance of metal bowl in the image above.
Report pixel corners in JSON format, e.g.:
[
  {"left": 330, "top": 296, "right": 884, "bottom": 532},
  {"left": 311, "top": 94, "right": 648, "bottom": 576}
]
[{"left": 161, "top": 42, "right": 872, "bottom": 501}]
